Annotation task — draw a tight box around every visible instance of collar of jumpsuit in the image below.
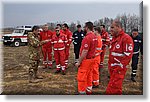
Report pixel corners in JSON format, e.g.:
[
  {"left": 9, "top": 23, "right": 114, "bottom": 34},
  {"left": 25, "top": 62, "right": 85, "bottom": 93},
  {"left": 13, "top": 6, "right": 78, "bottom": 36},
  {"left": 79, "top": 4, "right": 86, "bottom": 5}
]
[{"left": 112, "top": 29, "right": 125, "bottom": 42}]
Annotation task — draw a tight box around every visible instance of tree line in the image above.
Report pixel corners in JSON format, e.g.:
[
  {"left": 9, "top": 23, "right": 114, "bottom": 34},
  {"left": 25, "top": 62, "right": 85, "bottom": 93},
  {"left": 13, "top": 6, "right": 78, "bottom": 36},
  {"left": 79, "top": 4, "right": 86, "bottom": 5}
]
[
  {"left": 3, "top": 13, "right": 142, "bottom": 36},
  {"left": 47, "top": 13, "right": 142, "bottom": 36}
]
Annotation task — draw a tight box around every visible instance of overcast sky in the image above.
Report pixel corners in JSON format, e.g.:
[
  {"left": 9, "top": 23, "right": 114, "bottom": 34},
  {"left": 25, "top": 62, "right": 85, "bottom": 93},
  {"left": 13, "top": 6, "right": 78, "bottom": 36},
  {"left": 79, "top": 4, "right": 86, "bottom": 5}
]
[{"left": 3, "top": 1, "right": 141, "bottom": 27}]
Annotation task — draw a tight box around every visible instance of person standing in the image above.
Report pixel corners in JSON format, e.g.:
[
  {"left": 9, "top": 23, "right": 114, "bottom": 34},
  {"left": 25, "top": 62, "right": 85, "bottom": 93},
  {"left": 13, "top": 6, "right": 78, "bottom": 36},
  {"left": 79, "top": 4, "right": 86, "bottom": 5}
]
[
  {"left": 57, "top": 24, "right": 63, "bottom": 34},
  {"left": 99, "top": 25, "right": 110, "bottom": 68},
  {"left": 106, "top": 20, "right": 134, "bottom": 95},
  {"left": 28, "top": 26, "right": 49, "bottom": 83},
  {"left": 130, "top": 28, "right": 143, "bottom": 82},
  {"left": 51, "top": 27, "right": 68, "bottom": 75},
  {"left": 72, "top": 24, "right": 85, "bottom": 63},
  {"left": 92, "top": 27, "right": 102, "bottom": 88},
  {"left": 75, "top": 22, "right": 98, "bottom": 95},
  {"left": 40, "top": 24, "right": 53, "bottom": 69},
  {"left": 62, "top": 23, "right": 73, "bottom": 68}
]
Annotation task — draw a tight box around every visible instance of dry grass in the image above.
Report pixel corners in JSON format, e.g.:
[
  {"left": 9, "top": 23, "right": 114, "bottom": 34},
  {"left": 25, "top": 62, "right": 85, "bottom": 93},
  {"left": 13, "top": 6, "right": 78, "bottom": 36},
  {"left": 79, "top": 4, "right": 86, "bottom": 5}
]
[{"left": 1, "top": 44, "right": 143, "bottom": 95}]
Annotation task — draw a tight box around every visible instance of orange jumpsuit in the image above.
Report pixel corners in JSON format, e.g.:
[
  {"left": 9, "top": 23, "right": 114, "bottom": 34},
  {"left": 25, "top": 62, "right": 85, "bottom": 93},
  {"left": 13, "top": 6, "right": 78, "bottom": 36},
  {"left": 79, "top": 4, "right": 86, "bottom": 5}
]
[
  {"left": 92, "top": 35, "right": 102, "bottom": 86},
  {"left": 77, "top": 32, "right": 98, "bottom": 95}
]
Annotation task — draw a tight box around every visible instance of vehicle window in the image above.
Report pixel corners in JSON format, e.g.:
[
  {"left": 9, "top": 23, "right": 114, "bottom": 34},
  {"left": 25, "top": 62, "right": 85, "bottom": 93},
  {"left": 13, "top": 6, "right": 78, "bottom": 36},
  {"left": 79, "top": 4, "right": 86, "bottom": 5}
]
[
  {"left": 14, "top": 29, "right": 24, "bottom": 33},
  {"left": 25, "top": 26, "right": 32, "bottom": 28},
  {"left": 24, "top": 30, "right": 29, "bottom": 35}
]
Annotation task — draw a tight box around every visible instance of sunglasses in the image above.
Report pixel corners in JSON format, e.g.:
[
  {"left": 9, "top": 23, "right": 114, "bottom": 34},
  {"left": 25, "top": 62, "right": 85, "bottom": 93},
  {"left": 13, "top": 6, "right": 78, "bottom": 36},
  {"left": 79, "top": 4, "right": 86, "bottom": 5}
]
[{"left": 56, "top": 30, "right": 60, "bottom": 32}]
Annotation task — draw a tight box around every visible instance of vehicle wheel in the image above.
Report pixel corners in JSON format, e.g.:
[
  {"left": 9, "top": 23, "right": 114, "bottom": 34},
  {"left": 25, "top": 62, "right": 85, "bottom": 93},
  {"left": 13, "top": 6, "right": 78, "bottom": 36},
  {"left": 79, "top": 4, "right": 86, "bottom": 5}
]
[{"left": 13, "top": 40, "right": 20, "bottom": 47}]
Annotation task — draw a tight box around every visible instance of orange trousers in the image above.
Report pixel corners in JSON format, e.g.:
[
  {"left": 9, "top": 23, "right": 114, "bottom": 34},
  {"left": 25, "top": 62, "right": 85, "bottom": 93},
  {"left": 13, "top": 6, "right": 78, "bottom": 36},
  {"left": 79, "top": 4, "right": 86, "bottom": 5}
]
[
  {"left": 93, "top": 55, "right": 101, "bottom": 86},
  {"left": 100, "top": 47, "right": 106, "bottom": 65},
  {"left": 106, "top": 66, "right": 127, "bottom": 95},
  {"left": 77, "top": 59, "right": 95, "bottom": 94}
]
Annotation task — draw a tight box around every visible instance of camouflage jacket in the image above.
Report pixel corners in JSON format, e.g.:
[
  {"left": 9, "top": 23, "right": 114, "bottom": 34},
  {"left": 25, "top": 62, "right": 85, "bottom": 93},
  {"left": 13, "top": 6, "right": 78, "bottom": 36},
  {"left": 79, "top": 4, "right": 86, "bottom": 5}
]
[{"left": 28, "top": 32, "right": 40, "bottom": 61}]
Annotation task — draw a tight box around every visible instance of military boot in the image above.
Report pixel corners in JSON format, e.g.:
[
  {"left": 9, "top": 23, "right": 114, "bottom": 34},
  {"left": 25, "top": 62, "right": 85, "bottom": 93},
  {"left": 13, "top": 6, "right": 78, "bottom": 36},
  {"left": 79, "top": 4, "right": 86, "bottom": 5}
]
[
  {"left": 29, "top": 71, "right": 41, "bottom": 83},
  {"left": 34, "top": 71, "right": 43, "bottom": 79}
]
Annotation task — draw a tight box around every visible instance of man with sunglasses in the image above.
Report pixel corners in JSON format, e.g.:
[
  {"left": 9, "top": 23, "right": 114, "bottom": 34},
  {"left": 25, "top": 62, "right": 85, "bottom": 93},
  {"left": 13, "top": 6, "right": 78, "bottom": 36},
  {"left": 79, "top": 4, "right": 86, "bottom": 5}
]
[{"left": 52, "top": 27, "right": 68, "bottom": 75}]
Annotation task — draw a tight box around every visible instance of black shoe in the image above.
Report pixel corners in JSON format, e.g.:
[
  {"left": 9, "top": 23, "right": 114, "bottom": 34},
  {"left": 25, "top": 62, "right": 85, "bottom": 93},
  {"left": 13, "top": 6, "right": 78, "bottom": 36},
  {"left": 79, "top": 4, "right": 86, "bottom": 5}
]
[
  {"left": 131, "top": 77, "right": 136, "bottom": 82},
  {"left": 62, "top": 71, "right": 66, "bottom": 75},
  {"left": 108, "top": 76, "right": 110, "bottom": 79},
  {"left": 48, "top": 66, "right": 52, "bottom": 69},
  {"left": 55, "top": 70, "right": 61, "bottom": 74},
  {"left": 43, "top": 65, "right": 47, "bottom": 69},
  {"left": 92, "top": 85, "right": 99, "bottom": 88}
]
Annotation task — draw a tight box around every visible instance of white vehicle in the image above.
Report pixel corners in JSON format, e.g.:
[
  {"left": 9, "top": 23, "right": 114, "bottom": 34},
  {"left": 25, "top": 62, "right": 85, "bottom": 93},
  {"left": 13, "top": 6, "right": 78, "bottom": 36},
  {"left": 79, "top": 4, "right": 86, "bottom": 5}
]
[{"left": 2, "top": 26, "right": 32, "bottom": 47}]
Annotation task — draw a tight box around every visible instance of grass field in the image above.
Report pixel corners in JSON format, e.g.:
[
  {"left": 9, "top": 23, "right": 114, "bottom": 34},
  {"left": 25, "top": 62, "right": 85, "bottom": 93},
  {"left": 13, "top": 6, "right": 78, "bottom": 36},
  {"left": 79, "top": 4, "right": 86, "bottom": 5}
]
[{"left": 1, "top": 44, "right": 143, "bottom": 95}]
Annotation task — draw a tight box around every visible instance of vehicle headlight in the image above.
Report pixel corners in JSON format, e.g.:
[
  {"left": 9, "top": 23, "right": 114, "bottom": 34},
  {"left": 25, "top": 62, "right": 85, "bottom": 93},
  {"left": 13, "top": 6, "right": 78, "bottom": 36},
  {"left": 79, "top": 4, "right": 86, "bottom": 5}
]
[
  {"left": 2, "top": 36, "right": 4, "bottom": 39},
  {"left": 9, "top": 37, "right": 13, "bottom": 39}
]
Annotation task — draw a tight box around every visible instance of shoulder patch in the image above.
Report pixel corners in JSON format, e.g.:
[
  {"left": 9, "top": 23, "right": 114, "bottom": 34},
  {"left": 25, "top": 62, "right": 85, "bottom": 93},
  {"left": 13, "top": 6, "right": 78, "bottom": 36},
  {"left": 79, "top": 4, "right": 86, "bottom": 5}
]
[
  {"left": 84, "top": 44, "right": 88, "bottom": 48},
  {"left": 116, "top": 44, "right": 120, "bottom": 49},
  {"left": 128, "top": 45, "right": 133, "bottom": 51}
]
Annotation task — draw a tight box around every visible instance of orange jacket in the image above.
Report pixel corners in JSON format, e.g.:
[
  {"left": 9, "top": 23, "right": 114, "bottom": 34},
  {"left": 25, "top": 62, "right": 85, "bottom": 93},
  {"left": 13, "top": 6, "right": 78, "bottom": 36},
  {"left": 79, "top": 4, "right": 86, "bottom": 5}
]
[{"left": 95, "top": 35, "right": 103, "bottom": 56}]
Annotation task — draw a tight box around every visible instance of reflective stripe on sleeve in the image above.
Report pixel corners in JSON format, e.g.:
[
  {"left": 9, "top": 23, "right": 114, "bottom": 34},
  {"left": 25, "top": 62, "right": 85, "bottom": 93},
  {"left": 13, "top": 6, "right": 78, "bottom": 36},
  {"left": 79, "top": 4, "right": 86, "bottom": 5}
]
[
  {"left": 96, "top": 48, "right": 102, "bottom": 51},
  {"left": 95, "top": 52, "right": 101, "bottom": 56},
  {"left": 53, "top": 41, "right": 57, "bottom": 43},
  {"left": 68, "top": 39, "right": 72, "bottom": 41},
  {"left": 124, "top": 52, "right": 131, "bottom": 56},
  {"left": 133, "top": 51, "right": 139, "bottom": 54}
]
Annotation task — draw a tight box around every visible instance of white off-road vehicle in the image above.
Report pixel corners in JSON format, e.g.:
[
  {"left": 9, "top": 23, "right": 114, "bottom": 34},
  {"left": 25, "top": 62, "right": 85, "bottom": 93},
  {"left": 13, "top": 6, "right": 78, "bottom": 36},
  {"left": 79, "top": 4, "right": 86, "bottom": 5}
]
[{"left": 2, "top": 26, "right": 32, "bottom": 47}]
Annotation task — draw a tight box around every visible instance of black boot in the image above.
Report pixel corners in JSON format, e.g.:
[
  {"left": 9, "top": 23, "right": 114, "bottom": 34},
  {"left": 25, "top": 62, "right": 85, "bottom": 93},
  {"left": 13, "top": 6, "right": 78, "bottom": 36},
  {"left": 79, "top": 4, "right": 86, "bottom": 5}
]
[
  {"left": 55, "top": 70, "right": 61, "bottom": 74},
  {"left": 62, "top": 71, "right": 66, "bottom": 75},
  {"left": 131, "top": 77, "right": 136, "bottom": 82}
]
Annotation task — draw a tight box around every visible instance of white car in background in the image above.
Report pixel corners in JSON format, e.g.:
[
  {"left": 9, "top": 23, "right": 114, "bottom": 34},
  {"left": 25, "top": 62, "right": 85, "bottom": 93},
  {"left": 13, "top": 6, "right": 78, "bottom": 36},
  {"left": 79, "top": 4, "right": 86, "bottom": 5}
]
[{"left": 2, "top": 26, "right": 32, "bottom": 47}]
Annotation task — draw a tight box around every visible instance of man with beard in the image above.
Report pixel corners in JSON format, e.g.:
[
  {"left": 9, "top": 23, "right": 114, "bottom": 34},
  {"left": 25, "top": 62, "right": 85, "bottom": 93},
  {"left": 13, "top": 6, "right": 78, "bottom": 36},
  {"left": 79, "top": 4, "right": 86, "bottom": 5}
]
[
  {"left": 62, "top": 23, "right": 73, "bottom": 68},
  {"left": 75, "top": 22, "right": 98, "bottom": 95}
]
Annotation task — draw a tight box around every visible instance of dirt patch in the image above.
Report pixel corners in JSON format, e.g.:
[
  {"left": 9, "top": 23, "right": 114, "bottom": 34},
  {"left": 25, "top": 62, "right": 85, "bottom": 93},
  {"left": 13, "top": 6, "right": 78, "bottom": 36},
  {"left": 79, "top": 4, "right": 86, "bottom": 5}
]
[{"left": 1, "top": 44, "right": 143, "bottom": 95}]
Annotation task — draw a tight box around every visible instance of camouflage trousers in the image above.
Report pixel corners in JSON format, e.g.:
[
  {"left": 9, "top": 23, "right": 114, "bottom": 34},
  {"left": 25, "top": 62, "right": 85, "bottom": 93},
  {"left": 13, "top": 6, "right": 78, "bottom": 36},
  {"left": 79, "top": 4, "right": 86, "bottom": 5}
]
[{"left": 29, "top": 59, "right": 39, "bottom": 74}]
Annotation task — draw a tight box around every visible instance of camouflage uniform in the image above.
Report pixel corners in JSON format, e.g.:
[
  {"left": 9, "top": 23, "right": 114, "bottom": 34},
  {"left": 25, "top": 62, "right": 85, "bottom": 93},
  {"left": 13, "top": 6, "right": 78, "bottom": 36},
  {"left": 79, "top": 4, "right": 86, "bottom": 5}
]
[{"left": 28, "top": 32, "right": 41, "bottom": 82}]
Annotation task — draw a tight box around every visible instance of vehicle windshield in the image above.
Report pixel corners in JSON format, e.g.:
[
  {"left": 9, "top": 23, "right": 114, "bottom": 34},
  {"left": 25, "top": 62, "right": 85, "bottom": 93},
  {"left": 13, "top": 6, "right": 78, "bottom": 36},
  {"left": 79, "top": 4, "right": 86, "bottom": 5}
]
[{"left": 13, "top": 29, "right": 24, "bottom": 33}]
